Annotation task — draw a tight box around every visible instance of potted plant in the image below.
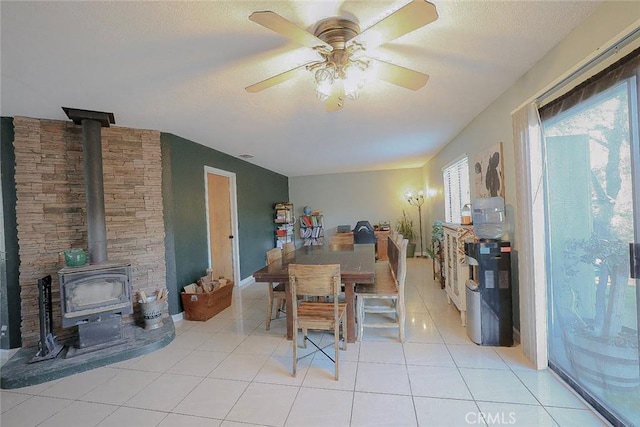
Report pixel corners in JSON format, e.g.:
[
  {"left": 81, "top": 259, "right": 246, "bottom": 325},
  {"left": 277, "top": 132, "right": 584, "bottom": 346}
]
[
  {"left": 395, "top": 210, "right": 417, "bottom": 257},
  {"left": 426, "top": 221, "right": 443, "bottom": 258},
  {"left": 425, "top": 221, "right": 445, "bottom": 286},
  {"left": 562, "top": 233, "right": 638, "bottom": 388}
]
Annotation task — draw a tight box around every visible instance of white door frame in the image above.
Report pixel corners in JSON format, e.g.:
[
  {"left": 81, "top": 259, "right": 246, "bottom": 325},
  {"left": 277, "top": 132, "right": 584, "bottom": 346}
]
[{"left": 204, "top": 166, "right": 240, "bottom": 287}]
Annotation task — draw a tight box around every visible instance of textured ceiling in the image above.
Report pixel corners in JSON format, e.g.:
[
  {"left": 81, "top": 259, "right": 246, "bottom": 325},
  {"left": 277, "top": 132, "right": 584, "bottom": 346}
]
[{"left": 1, "top": 1, "right": 601, "bottom": 177}]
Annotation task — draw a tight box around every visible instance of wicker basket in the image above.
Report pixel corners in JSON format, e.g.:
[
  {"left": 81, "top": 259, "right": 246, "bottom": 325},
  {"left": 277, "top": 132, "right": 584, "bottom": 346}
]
[{"left": 181, "top": 283, "right": 233, "bottom": 321}]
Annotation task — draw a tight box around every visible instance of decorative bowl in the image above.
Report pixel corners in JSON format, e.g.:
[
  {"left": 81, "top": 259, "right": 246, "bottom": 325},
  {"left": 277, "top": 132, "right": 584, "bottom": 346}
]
[{"left": 64, "top": 249, "right": 87, "bottom": 267}]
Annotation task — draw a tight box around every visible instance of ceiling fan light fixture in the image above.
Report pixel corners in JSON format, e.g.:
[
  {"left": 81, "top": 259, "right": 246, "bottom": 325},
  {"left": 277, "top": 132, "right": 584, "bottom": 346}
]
[
  {"left": 345, "top": 66, "right": 368, "bottom": 97},
  {"left": 314, "top": 70, "right": 364, "bottom": 102},
  {"left": 345, "top": 87, "right": 360, "bottom": 101},
  {"left": 343, "top": 77, "right": 361, "bottom": 101},
  {"left": 304, "top": 18, "right": 372, "bottom": 106},
  {"left": 309, "top": 46, "right": 370, "bottom": 103},
  {"left": 316, "top": 80, "right": 332, "bottom": 101},
  {"left": 314, "top": 68, "right": 334, "bottom": 85},
  {"left": 246, "top": 1, "right": 438, "bottom": 110}
]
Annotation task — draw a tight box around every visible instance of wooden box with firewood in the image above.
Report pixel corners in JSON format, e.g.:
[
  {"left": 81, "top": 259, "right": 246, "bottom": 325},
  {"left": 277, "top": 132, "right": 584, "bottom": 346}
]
[{"left": 181, "top": 273, "right": 233, "bottom": 321}]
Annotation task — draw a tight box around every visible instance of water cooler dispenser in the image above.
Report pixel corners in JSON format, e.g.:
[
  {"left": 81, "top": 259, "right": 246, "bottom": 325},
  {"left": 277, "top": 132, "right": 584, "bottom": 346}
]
[{"left": 464, "top": 197, "right": 513, "bottom": 346}]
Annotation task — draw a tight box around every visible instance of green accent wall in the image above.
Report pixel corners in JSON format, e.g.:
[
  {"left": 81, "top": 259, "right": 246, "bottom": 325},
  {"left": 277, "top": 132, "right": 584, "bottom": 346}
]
[
  {"left": 161, "top": 133, "right": 288, "bottom": 315},
  {"left": 1, "top": 117, "right": 21, "bottom": 349}
]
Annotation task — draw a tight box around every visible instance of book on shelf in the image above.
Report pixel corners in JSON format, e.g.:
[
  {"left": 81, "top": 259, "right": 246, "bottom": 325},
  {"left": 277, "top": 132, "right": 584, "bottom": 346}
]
[
  {"left": 275, "top": 209, "right": 291, "bottom": 223},
  {"left": 274, "top": 203, "right": 293, "bottom": 223},
  {"left": 301, "top": 215, "right": 322, "bottom": 227},
  {"left": 274, "top": 202, "right": 293, "bottom": 247}
]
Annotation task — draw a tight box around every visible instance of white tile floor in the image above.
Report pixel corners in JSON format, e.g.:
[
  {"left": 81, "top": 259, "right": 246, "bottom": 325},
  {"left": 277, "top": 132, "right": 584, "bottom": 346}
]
[{"left": 1, "top": 259, "right": 610, "bottom": 427}]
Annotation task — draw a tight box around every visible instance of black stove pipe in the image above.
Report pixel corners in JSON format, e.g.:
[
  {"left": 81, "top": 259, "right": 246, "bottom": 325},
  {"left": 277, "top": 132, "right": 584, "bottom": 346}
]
[
  {"left": 62, "top": 107, "right": 115, "bottom": 265},
  {"left": 81, "top": 119, "right": 108, "bottom": 264}
]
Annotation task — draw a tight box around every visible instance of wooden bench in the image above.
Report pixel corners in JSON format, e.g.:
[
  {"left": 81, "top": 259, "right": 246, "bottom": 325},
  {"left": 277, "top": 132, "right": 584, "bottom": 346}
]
[{"left": 355, "top": 233, "right": 408, "bottom": 342}]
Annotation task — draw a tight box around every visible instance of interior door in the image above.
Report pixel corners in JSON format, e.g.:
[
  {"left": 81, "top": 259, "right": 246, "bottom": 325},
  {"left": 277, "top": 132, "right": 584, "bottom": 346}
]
[{"left": 207, "top": 172, "right": 234, "bottom": 282}]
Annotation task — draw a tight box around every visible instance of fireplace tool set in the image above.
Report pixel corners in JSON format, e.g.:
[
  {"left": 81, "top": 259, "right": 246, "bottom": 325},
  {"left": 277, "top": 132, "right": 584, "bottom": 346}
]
[{"left": 29, "top": 275, "right": 64, "bottom": 363}]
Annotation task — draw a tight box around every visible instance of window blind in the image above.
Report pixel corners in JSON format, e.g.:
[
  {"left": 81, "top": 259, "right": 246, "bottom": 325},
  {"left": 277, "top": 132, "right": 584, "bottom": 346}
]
[{"left": 443, "top": 157, "right": 470, "bottom": 223}]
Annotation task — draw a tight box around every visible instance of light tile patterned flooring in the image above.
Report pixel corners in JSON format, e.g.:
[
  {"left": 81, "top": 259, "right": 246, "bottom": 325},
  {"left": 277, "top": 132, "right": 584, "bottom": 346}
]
[{"left": 1, "top": 259, "right": 609, "bottom": 426}]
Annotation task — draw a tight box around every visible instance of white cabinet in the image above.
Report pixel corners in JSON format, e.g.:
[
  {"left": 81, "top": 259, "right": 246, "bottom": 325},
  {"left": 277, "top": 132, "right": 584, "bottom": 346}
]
[{"left": 443, "top": 223, "right": 476, "bottom": 325}]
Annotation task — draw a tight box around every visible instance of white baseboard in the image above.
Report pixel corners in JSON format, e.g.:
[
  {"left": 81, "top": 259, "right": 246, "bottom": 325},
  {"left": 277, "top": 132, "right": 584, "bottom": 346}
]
[
  {"left": 239, "top": 276, "right": 255, "bottom": 287},
  {"left": 171, "top": 312, "right": 183, "bottom": 323}
]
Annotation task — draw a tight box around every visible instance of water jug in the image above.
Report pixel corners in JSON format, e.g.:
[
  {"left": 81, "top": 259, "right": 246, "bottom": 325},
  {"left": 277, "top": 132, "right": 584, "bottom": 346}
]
[
  {"left": 461, "top": 204, "right": 472, "bottom": 225},
  {"left": 472, "top": 197, "right": 505, "bottom": 239}
]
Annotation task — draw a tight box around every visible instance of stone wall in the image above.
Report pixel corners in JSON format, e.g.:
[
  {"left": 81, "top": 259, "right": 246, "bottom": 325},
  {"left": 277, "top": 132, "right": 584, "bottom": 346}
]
[{"left": 13, "top": 116, "right": 166, "bottom": 347}]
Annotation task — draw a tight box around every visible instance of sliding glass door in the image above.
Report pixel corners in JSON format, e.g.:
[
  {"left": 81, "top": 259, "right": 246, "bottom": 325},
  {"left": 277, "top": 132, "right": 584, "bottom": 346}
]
[{"left": 541, "top": 51, "right": 639, "bottom": 425}]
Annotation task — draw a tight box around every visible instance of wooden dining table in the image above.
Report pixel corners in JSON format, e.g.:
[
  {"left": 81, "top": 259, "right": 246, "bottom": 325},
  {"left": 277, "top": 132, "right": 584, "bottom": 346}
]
[{"left": 253, "top": 243, "right": 376, "bottom": 343}]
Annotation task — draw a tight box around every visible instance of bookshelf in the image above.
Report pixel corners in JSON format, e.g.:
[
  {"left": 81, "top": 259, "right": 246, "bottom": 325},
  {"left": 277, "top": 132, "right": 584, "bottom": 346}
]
[
  {"left": 300, "top": 214, "right": 324, "bottom": 246},
  {"left": 274, "top": 202, "right": 294, "bottom": 248}
]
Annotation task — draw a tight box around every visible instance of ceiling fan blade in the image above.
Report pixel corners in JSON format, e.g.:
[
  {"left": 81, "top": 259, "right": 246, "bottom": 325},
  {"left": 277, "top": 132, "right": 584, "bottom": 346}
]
[
  {"left": 325, "top": 82, "right": 345, "bottom": 112},
  {"left": 373, "top": 59, "right": 429, "bottom": 90},
  {"left": 351, "top": 0, "right": 438, "bottom": 50},
  {"left": 245, "top": 63, "right": 313, "bottom": 93},
  {"left": 249, "top": 11, "right": 332, "bottom": 51}
]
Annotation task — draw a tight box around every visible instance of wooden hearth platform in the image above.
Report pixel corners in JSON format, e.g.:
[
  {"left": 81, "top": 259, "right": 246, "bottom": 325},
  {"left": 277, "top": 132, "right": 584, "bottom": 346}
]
[{"left": 0, "top": 319, "right": 175, "bottom": 389}]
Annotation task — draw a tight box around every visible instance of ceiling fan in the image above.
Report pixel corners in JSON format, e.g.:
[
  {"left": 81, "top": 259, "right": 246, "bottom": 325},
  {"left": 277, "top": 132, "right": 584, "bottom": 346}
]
[{"left": 245, "top": 0, "right": 438, "bottom": 112}]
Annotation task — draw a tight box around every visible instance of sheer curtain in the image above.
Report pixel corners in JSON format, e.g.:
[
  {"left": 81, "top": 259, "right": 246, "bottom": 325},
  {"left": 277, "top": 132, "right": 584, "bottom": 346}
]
[
  {"left": 538, "top": 49, "right": 639, "bottom": 425},
  {"left": 512, "top": 103, "right": 548, "bottom": 369}
]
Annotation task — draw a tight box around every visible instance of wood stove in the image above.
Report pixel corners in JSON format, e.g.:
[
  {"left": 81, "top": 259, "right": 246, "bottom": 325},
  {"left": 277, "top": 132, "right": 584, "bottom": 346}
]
[
  {"left": 59, "top": 262, "right": 132, "bottom": 350},
  {"left": 59, "top": 262, "right": 132, "bottom": 328},
  {"left": 58, "top": 108, "right": 134, "bottom": 355}
]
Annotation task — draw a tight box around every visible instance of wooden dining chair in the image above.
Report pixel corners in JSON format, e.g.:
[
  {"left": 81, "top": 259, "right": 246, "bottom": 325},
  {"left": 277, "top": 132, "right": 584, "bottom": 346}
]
[
  {"left": 329, "top": 234, "right": 354, "bottom": 251},
  {"left": 328, "top": 235, "right": 354, "bottom": 298},
  {"left": 265, "top": 247, "right": 286, "bottom": 330},
  {"left": 282, "top": 241, "right": 295, "bottom": 254},
  {"left": 289, "top": 264, "right": 346, "bottom": 380},
  {"left": 356, "top": 237, "right": 408, "bottom": 342}
]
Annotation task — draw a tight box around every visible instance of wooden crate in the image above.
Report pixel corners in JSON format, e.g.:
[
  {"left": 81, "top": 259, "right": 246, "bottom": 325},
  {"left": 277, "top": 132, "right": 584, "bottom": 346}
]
[{"left": 181, "top": 283, "right": 233, "bottom": 321}]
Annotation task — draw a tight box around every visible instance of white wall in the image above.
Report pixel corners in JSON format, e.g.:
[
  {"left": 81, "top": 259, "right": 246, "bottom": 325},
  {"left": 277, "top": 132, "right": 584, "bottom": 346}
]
[
  {"left": 289, "top": 168, "right": 422, "bottom": 241},
  {"left": 421, "top": 1, "right": 638, "bottom": 352},
  {"left": 423, "top": 1, "right": 639, "bottom": 238}
]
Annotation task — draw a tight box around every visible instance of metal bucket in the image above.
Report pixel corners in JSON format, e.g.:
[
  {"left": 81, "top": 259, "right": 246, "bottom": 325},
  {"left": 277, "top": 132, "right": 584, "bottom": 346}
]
[{"left": 140, "top": 297, "right": 164, "bottom": 330}]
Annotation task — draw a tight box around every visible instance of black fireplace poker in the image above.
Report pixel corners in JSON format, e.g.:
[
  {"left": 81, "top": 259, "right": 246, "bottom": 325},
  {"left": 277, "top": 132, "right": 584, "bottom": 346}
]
[{"left": 28, "top": 275, "right": 63, "bottom": 363}]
